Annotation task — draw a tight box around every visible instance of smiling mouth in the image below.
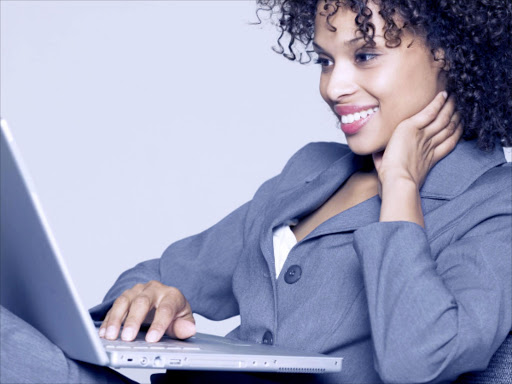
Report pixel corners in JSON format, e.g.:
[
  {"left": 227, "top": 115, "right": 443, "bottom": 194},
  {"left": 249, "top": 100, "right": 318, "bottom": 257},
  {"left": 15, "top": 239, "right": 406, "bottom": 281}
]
[
  {"left": 339, "top": 107, "right": 379, "bottom": 135},
  {"left": 340, "top": 107, "right": 379, "bottom": 124}
]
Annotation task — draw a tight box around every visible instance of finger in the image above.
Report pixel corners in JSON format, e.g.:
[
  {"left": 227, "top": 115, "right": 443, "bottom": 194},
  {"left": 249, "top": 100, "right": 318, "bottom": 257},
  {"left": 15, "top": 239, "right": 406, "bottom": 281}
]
[
  {"left": 432, "top": 122, "right": 463, "bottom": 165},
  {"left": 422, "top": 95, "right": 457, "bottom": 138},
  {"left": 98, "top": 311, "right": 111, "bottom": 338},
  {"left": 172, "top": 309, "right": 196, "bottom": 340},
  {"left": 103, "top": 284, "right": 144, "bottom": 340},
  {"left": 145, "top": 287, "right": 184, "bottom": 342},
  {"left": 120, "top": 293, "right": 153, "bottom": 341},
  {"left": 405, "top": 91, "right": 448, "bottom": 131},
  {"left": 428, "top": 112, "right": 461, "bottom": 149}
]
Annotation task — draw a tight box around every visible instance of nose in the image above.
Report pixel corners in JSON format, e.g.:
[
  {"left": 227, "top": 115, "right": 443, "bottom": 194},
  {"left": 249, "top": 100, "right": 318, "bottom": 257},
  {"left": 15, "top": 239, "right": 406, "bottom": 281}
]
[{"left": 322, "top": 61, "right": 358, "bottom": 103}]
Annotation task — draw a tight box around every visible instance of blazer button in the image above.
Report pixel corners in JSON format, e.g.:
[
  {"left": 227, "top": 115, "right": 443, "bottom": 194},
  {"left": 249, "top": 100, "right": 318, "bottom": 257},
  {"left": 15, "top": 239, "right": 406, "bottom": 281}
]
[
  {"left": 284, "top": 265, "right": 302, "bottom": 284},
  {"left": 262, "top": 330, "right": 273, "bottom": 345}
]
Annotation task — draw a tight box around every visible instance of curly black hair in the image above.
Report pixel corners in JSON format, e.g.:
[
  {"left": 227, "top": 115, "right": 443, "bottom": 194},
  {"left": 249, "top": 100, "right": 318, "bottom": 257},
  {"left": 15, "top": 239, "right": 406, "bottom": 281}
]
[{"left": 255, "top": 0, "right": 512, "bottom": 151}]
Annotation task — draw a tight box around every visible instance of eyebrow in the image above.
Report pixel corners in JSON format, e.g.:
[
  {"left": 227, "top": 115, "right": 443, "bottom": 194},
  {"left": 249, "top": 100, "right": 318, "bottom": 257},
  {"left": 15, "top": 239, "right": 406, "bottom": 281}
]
[{"left": 313, "top": 36, "right": 381, "bottom": 52}]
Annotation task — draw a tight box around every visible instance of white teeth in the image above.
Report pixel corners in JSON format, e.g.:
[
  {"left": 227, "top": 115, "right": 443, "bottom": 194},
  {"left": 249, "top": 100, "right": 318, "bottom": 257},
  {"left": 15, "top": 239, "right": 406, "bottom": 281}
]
[{"left": 340, "top": 107, "right": 379, "bottom": 124}]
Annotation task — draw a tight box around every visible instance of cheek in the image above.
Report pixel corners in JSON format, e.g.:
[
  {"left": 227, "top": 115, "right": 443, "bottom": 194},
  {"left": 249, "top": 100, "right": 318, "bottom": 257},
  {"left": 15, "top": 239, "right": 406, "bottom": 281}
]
[
  {"left": 319, "top": 74, "right": 329, "bottom": 104},
  {"left": 361, "top": 69, "right": 404, "bottom": 136},
  {"left": 368, "top": 55, "right": 441, "bottom": 130}
]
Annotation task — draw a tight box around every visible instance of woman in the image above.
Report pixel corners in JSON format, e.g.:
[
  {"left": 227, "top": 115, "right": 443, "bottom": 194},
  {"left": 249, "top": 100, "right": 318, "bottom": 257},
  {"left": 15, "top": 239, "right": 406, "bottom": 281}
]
[{"left": 2, "top": 0, "right": 511, "bottom": 383}]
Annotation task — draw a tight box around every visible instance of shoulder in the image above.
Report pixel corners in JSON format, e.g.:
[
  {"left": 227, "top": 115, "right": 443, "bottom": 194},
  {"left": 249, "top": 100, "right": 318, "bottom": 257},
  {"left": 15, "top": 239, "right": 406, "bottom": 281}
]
[
  {"left": 288, "top": 141, "right": 351, "bottom": 159},
  {"left": 288, "top": 141, "right": 351, "bottom": 162},
  {"left": 281, "top": 141, "right": 351, "bottom": 179},
  {"left": 248, "top": 142, "right": 351, "bottom": 207},
  {"left": 473, "top": 161, "right": 511, "bottom": 189},
  {"left": 464, "top": 162, "right": 512, "bottom": 211},
  {"left": 250, "top": 142, "right": 352, "bottom": 200},
  {"left": 459, "top": 142, "right": 511, "bottom": 203},
  {"left": 440, "top": 161, "right": 512, "bottom": 241},
  {"left": 421, "top": 139, "right": 509, "bottom": 200}
]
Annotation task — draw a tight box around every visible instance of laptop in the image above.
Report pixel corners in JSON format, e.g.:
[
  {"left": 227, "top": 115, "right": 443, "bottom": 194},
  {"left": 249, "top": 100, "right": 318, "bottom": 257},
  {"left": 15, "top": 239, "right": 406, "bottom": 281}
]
[{"left": 0, "top": 119, "right": 342, "bottom": 373}]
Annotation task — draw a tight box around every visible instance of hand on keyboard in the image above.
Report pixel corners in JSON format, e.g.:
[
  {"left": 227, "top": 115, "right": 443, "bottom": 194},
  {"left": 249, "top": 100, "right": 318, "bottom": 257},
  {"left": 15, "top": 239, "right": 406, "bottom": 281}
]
[{"left": 98, "top": 280, "right": 196, "bottom": 343}]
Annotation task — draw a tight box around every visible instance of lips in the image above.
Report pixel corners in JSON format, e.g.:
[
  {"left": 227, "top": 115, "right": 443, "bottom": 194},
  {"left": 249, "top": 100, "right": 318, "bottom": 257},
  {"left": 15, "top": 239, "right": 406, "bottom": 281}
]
[
  {"left": 334, "top": 105, "right": 378, "bottom": 116},
  {"left": 334, "top": 104, "right": 379, "bottom": 135}
]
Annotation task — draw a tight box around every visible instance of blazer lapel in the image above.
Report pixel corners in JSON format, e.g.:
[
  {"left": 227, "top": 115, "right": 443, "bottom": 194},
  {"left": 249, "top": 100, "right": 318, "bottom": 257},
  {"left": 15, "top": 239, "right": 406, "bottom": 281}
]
[
  {"left": 304, "top": 195, "right": 381, "bottom": 240},
  {"left": 258, "top": 150, "right": 367, "bottom": 273}
]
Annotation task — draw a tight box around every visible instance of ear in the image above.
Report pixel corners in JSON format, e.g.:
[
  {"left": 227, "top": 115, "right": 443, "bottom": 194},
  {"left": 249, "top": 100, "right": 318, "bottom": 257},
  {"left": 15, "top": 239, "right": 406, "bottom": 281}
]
[{"left": 433, "top": 47, "right": 450, "bottom": 71}]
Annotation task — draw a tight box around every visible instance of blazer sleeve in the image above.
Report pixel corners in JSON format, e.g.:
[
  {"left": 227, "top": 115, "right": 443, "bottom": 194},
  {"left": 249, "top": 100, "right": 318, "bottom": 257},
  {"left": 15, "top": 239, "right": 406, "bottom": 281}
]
[
  {"left": 89, "top": 168, "right": 286, "bottom": 324},
  {"left": 89, "top": 200, "right": 251, "bottom": 323},
  {"left": 89, "top": 142, "right": 333, "bottom": 323},
  {"left": 353, "top": 169, "right": 512, "bottom": 383}
]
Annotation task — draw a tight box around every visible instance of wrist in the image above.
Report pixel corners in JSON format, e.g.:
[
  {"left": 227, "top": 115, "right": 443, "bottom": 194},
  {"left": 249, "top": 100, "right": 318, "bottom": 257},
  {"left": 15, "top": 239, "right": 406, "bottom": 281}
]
[
  {"left": 379, "top": 178, "right": 424, "bottom": 227},
  {"left": 380, "top": 176, "right": 420, "bottom": 195},
  {"left": 378, "top": 169, "right": 419, "bottom": 190}
]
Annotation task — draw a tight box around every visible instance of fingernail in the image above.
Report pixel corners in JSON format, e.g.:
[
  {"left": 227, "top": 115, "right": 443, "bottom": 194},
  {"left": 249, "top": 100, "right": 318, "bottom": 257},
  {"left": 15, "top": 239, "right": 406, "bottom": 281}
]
[
  {"left": 146, "top": 330, "right": 159, "bottom": 343},
  {"left": 183, "top": 321, "right": 196, "bottom": 335},
  {"left": 106, "top": 326, "right": 117, "bottom": 340},
  {"left": 442, "top": 91, "right": 448, "bottom": 98},
  {"left": 121, "top": 327, "right": 134, "bottom": 341},
  {"left": 99, "top": 328, "right": 106, "bottom": 337}
]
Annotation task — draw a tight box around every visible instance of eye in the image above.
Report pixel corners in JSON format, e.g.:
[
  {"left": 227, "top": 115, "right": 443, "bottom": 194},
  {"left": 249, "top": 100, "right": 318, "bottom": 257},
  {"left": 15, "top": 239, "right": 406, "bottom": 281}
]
[
  {"left": 314, "top": 57, "right": 334, "bottom": 69},
  {"left": 355, "top": 52, "right": 378, "bottom": 63}
]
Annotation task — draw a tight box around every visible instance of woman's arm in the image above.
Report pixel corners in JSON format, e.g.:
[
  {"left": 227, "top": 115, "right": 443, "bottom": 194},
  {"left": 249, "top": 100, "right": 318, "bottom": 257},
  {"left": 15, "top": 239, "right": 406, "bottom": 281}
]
[
  {"left": 90, "top": 200, "right": 252, "bottom": 342},
  {"left": 353, "top": 179, "right": 511, "bottom": 383},
  {"left": 90, "top": 163, "right": 287, "bottom": 342},
  {"left": 358, "top": 91, "right": 511, "bottom": 383}
]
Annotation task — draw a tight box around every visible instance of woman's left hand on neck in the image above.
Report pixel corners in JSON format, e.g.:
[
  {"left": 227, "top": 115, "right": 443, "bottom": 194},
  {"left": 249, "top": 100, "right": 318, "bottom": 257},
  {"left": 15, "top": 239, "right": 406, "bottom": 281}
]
[{"left": 373, "top": 91, "right": 463, "bottom": 227}]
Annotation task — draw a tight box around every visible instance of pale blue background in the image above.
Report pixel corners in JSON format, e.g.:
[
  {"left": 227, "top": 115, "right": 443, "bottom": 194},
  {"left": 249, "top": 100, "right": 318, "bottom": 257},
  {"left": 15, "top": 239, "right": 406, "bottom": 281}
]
[{"left": 1, "top": 1, "right": 345, "bottom": 381}]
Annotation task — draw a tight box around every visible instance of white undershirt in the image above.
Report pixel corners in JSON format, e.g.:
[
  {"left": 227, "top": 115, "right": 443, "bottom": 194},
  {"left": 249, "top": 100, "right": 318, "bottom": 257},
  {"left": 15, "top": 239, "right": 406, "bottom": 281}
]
[{"left": 272, "top": 221, "right": 298, "bottom": 279}]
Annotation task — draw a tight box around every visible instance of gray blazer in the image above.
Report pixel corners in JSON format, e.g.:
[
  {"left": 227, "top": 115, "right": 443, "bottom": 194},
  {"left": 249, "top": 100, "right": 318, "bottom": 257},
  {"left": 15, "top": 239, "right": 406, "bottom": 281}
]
[{"left": 91, "top": 139, "right": 512, "bottom": 384}]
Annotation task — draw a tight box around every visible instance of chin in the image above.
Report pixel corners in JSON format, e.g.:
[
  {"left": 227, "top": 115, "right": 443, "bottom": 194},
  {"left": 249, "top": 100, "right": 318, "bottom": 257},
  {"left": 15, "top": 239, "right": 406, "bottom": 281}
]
[{"left": 345, "top": 137, "right": 386, "bottom": 157}]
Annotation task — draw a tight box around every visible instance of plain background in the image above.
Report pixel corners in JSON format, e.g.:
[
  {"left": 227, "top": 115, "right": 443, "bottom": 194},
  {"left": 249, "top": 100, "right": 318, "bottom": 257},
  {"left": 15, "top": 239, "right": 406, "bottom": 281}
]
[{"left": 1, "top": 1, "right": 346, "bottom": 382}]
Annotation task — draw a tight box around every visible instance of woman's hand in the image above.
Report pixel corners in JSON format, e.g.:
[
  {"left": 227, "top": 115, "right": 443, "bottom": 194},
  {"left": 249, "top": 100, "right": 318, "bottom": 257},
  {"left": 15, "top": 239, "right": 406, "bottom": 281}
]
[
  {"left": 373, "top": 91, "right": 463, "bottom": 227},
  {"left": 373, "top": 91, "right": 462, "bottom": 190},
  {"left": 98, "top": 280, "right": 196, "bottom": 342}
]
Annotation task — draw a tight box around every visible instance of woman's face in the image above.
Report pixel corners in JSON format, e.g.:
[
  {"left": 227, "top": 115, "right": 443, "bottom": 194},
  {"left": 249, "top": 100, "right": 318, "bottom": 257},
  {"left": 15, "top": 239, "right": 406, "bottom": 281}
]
[{"left": 314, "top": 1, "right": 446, "bottom": 155}]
